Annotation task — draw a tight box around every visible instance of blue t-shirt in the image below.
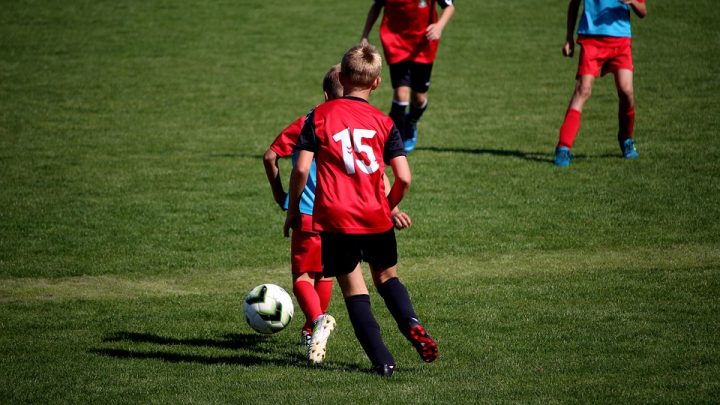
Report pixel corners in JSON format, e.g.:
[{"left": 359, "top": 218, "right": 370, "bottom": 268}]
[
  {"left": 578, "top": 0, "right": 633, "bottom": 38},
  {"left": 282, "top": 151, "right": 316, "bottom": 216}
]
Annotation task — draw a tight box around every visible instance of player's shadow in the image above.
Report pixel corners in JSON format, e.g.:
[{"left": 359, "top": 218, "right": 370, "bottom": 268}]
[
  {"left": 209, "top": 152, "right": 263, "bottom": 159},
  {"left": 101, "top": 331, "right": 271, "bottom": 352},
  {"left": 415, "top": 146, "right": 550, "bottom": 162},
  {"left": 415, "top": 146, "right": 619, "bottom": 163},
  {"left": 91, "top": 331, "right": 365, "bottom": 372}
]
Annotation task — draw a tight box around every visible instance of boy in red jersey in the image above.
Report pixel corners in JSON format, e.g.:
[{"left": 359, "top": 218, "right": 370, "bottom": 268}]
[
  {"left": 554, "top": 0, "right": 647, "bottom": 167},
  {"left": 360, "top": 0, "right": 455, "bottom": 153},
  {"left": 284, "top": 43, "right": 438, "bottom": 377},
  {"left": 263, "top": 65, "right": 343, "bottom": 354},
  {"left": 264, "top": 65, "right": 413, "bottom": 357}
]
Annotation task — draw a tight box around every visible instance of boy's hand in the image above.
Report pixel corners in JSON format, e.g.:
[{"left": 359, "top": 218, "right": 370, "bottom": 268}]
[
  {"left": 283, "top": 211, "right": 299, "bottom": 238},
  {"left": 391, "top": 210, "right": 412, "bottom": 230},
  {"left": 425, "top": 24, "right": 443, "bottom": 41},
  {"left": 275, "top": 192, "right": 288, "bottom": 209},
  {"left": 562, "top": 40, "right": 575, "bottom": 57},
  {"left": 620, "top": 0, "right": 647, "bottom": 18}
]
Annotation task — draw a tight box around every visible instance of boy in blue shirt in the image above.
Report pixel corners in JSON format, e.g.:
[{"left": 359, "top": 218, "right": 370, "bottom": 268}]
[{"left": 554, "top": 0, "right": 647, "bottom": 167}]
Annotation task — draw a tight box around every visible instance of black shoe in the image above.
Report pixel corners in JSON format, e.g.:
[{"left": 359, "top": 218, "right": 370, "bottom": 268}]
[{"left": 373, "top": 364, "right": 395, "bottom": 377}]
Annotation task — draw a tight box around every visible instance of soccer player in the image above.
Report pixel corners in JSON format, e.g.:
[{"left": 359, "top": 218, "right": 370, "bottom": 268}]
[
  {"left": 263, "top": 66, "right": 412, "bottom": 356},
  {"left": 554, "top": 0, "right": 647, "bottom": 167},
  {"left": 263, "top": 65, "right": 343, "bottom": 353},
  {"left": 284, "top": 43, "right": 438, "bottom": 377},
  {"left": 360, "top": 0, "right": 455, "bottom": 153}
]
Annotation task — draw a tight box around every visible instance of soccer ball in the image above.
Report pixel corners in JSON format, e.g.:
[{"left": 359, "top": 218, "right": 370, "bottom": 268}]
[{"left": 243, "top": 284, "right": 294, "bottom": 334}]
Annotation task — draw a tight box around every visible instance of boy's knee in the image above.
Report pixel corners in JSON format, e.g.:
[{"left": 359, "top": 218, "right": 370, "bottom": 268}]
[
  {"left": 410, "top": 92, "right": 427, "bottom": 107},
  {"left": 576, "top": 83, "right": 592, "bottom": 100},
  {"left": 618, "top": 88, "right": 634, "bottom": 105}
]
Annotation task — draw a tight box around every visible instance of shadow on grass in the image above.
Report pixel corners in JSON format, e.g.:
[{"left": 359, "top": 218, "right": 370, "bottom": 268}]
[
  {"left": 92, "top": 331, "right": 366, "bottom": 373},
  {"left": 102, "top": 331, "right": 270, "bottom": 351},
  {"left": 414, "top": 146, "right": 620, "bottom": 163},
  {"left": 209, "top": 152, "right": 263, "bottom": 159},
  {"left": 414, "top": 146, "right": 550, "bottom": 162}
]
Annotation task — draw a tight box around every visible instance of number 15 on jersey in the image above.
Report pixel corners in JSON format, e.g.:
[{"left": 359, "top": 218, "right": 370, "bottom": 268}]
[{"left": 332, "top": 128, "right": 380, "bottom": 175}]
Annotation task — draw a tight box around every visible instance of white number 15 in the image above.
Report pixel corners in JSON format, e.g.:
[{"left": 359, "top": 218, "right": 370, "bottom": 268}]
[{"left": 332, "top": 128, "right": 380, "bottom": 175}]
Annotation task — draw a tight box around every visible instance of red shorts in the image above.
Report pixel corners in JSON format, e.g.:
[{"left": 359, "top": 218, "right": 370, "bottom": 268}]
[
  {"left": 291, "top": 214, "right": 322, "bottom": 274},
  {"left": 577, "top": 36, "right": 633, "bottom": 77}
]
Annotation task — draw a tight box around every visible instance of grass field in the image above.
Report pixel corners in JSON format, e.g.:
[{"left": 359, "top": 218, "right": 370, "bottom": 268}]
[{"left": 1, "top": 0, "right": 719, "bottom": 403}]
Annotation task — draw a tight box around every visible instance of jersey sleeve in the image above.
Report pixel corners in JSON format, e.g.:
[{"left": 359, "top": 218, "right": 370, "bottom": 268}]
[
  {"left": 383, "top": 124, "right": 406, "bottom": 164},
  {"left": 296, "top": 110, "right": 319, "bottom": 153},
  {"left": 438, "top": 0, "right": 454, "bottom": 9},
  {"left": 269, "top": 116, "right": 305, "bottom": 158}
]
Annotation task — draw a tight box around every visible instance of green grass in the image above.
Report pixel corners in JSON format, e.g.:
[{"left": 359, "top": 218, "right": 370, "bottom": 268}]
[{"left": 1, "top": 0, "right": 719, "bottom": 403}]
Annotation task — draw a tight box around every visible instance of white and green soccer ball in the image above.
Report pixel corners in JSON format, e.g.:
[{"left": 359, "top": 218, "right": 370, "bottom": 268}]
[{"left": 243, "top": 284, "right": 294, "bottom": 335}]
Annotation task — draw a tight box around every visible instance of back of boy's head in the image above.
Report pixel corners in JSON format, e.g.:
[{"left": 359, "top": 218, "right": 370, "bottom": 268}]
[
  {"left": 340, "top": 43, "right": 382, "bottom": 88},
  {"left": 322, "top": 64, "right": 343, "bottom": 100}
]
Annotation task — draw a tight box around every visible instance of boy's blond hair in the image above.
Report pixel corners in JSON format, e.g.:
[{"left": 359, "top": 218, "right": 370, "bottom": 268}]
[
  {"left": 322, "top": 64, "right": 343, "bottom": 100},
  {"left": 341, "top": 43, "right": 382, "bottom": 88}
]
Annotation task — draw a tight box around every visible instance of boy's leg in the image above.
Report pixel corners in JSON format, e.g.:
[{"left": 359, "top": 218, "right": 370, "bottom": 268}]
[
  {"left": 408, "top": 92, "right": 428, "bottom": 123},
  {"left": 371, "top": 266, "right": 416, "bottom": 334},
  {"left": 293, "top": 273, "right": 323, "bottom": 335},
  {"left": 407, "top": 62, "right": 432, "bottom": 125},
  {"left": 337, "top": 266, "right": 396, "bottom": 375},
  {"left": 371, "top": 265, "right": 438, "bottom": 363},
  {"left": 388, "top": 62, "right": 412, "bottom": 139},
  {"left": 365, "top": 230, "right": 438, "bottom": 363},
  {"left": 390, "top": 86, "right": 411, "bottom": 138},
  {"left": 558, "top": 74, "right": 594, "bottom": 149},
  {"left": 403, "top": 63, "right": 433, "bottom": 152},
  {"left": 406, "top": 91, "right": 428, "bottom": 147},
  {"left": 314, "top": 274, "right": 333, "bottom": 314},
  {"left": 614, "top": 68, "right": 638, "bottom": 158},
  {"left": 291, "top": 229, "right": 324, "bottom": 336},
  {"left": 555, "top": 74, "right": 594, "bottom": 166}
]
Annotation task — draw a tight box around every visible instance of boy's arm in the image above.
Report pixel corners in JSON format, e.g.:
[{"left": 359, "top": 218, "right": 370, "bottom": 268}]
[
  {"left": 262, "top": 148, "right": 287, "bottom": 208},
  {"left": 383, "top": 172, "right": 412, "bottom": 230},
  {"left": 426, "top": 4, "right": 455, "bottom": 41},
  {"left": 563, "top": 0, "right": 582, "bottom": 57},
  {"left": 283, "top": 150, "right": 313, "bottom": 237},
  {"left": 622, "top": 0, "right": 647, "bottom": 18},
  {"left": 361, "top": 3, "right": 382, "bottom": 43},
  {"left": 387, "top": 156, "right": 411, "bottom": 210}
]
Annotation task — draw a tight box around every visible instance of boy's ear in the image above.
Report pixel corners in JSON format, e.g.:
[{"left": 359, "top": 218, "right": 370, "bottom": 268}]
[
  {"left": 371, "top": 76, "right": 381, "bottom": 91},
  {"left": 323, "top": 91, "right": 329, "bottom": 102}
]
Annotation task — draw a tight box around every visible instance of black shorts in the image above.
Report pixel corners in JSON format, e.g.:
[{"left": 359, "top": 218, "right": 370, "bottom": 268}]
[
  {"left": 320, "top": 229, "right": 398, "bottom": 277},
  {"left": 389, "top": 61, "right": 434, "bottom": 93}
]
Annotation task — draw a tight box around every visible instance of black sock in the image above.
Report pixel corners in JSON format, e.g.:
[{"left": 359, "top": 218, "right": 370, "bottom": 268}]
[
  {"left": 389, "top": 100, "right": 409, "bottom": 139},
  {"left": 344, "top": 294, "right": 395, "bottom": 367},
  {"left": 376, "top": 277, "right": 417, "bottom": 336},
  {"left": 407, "top": 99, "right": 428, "bottom": 125}
]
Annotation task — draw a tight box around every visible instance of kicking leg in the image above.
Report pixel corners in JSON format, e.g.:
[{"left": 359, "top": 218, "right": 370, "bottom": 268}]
[{"left": 371, "top": 264, "right": 438, "bottom": 363}]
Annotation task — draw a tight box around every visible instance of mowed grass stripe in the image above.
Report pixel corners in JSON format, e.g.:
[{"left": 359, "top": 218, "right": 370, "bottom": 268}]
[{"left": 2, "top": 245, "right": 717, "bottom": 302}]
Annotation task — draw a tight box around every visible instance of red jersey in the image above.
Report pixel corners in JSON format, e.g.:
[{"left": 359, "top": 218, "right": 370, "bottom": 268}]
[
  {"left": 376, "top": 0, "right": 454, "bottom": 64},
  {"left": 270, "top": 116, "right": 304, "bottom": 158},
  {"left": 296, "top": 97, "right": 405, "bottom": 234}
]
